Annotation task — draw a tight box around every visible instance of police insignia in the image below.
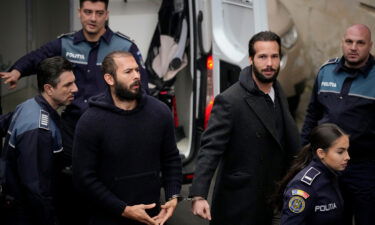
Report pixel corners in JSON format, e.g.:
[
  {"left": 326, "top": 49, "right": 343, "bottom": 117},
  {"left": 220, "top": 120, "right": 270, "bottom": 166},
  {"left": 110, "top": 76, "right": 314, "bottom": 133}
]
[
  {"left": 291, "top": 189, "right": 310, "bottom": 199},
  {"left": 288, "top": 196, "right": 305, "bottom": 213},
  {"left": 39, "top": 110, "right": 49, "bottom": 130}
]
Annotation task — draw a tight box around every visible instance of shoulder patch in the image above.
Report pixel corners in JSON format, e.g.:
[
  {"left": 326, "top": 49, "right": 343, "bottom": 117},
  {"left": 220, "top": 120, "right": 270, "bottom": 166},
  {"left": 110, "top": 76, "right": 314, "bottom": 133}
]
[
  {"left": 57, "top": 31, "right": 75, "bottom": 39},
  {"left": 288, "top": 196, "right": 306, "bottom": 213},
  {"left": 301, "top": 167, "right": 321, "bottom": 185},
  {"left": 320, "top": 57, "right": 340, "bottom": 69},
  {"left": 39, "top": 110, "right": 49, "bottom": 130},
  {"left": 291, "top": 189, "right": 310, "bottom": 199},
  {"left": 115, "top": 31, "right": 133, "bottom": 42}
]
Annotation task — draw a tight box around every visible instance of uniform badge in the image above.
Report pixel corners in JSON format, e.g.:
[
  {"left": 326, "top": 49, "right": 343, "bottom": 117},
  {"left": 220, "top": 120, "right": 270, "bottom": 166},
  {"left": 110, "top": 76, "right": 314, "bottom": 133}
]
[
  {"left": 291, "top": 189, "right": 310, "bottom": 199},
  {"left": 39, "top": 110, "right": 50, "bottom": 130},
  {"left": 288, "top": 196, "right": 305, "bottom": 213}
]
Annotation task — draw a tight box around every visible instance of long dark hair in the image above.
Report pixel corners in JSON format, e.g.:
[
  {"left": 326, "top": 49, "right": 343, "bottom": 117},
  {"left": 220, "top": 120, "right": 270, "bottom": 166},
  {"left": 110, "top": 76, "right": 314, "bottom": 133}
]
[{"left": 273, "top": 123, "right": 347, "bottom": 210}]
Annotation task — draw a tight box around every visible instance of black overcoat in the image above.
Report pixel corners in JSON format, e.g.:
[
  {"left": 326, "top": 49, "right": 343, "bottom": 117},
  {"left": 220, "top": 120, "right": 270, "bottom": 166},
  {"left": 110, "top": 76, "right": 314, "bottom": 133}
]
[{"left": 190, "top": 66, "right": 300, "bottom": 225}]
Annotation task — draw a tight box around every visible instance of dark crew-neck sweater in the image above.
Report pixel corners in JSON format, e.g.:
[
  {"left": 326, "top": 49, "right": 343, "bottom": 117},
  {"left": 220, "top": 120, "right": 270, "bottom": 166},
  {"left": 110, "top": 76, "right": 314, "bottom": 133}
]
[{"left": 73, "top": 91, "right": 182, "bottom": 223}]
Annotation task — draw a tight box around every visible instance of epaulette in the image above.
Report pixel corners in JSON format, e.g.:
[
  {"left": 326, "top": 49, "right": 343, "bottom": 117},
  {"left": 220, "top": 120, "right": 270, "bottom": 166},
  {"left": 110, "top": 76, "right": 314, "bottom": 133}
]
[
  {"left": 301, "top": 167, "right": 321, "bottom": 185},
  {"left": 320, "top": 57, "right": 340, "bottom": 69},
  {"left": 115, "top": 31, "right": 134, "bottom": 42},
  {"left": 39, "top": 110, "right": 49, "bottom": 130},
  {"left": 57, "top": 31, "right": 75, "bottom": 39}
]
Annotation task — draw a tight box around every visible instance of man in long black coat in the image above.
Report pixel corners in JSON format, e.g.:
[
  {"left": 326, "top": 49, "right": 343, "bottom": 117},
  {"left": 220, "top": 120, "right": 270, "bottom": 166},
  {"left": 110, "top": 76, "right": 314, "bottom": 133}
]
[{"left": 190, "top": 31, "right": 300, "bottom": 225}]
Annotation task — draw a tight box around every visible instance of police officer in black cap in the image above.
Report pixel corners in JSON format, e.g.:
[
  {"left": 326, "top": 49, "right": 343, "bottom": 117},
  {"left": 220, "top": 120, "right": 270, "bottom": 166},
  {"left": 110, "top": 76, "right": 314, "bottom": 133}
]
[{"left": 274, "top": 123, "right": 350, "bottom": 225}]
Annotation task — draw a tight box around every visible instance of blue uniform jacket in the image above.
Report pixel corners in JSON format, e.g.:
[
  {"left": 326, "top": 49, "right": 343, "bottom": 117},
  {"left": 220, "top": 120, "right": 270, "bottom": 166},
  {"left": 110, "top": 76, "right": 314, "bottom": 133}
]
[
  {"left": 2, "top": 95, "right": 62, "bottom": 225},
  {"left": 301, "top": 56, "right": 375, "bottom": 161},
  {"left": 280, "top": 158, "right": 344, "bottom": 225},
  {"left": 9, "top": 27, "right": 148, "bottom": 119}
]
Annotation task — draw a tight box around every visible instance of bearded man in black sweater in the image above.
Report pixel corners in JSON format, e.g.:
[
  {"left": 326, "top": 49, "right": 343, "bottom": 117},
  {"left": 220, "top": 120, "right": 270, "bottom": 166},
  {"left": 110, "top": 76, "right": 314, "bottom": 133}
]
[{"left": 73, "top": 51, "right": 182, "bottom": 225}]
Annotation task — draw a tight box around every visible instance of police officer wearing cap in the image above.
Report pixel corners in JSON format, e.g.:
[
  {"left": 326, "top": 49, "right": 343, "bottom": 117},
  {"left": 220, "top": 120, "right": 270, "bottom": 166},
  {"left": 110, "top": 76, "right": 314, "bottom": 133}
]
[{"left": 274, "top": 123, "right": 350, "bottom": 225}]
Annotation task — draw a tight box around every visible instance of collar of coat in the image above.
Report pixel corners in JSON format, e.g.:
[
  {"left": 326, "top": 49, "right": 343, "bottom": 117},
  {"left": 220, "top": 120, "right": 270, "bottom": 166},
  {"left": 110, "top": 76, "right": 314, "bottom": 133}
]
[
  {"left": 238, "top": 65, "right": 286, "bottom": 150},
  {"left": 335, "top": 54, "right": 374, "bottom": 78},
  {"left": 73, "top": 26, "right": 113, "bottom": 44}
]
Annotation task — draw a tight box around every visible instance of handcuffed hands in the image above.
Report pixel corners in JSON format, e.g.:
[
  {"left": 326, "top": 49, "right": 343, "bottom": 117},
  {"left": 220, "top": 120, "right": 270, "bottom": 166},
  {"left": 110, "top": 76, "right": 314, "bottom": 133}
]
[
  {"left": 191, "top": 197, "right": 211, "bottom": 221},
  {"left": 153, "top": 198, "right": 178, "bottom": 225}
]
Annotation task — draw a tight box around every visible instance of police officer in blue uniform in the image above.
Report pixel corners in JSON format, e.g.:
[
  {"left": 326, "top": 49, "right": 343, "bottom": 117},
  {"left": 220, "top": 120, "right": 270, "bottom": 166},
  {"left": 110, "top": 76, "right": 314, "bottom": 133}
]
[
  {"left": 0, "top": 0, "right": 148, "bottom": 162},
  {"left": 0, "top": 56, "right": 77, "bottom": 225},
  {"left": 275, "top": 123, "right": 350, "bottom": 225},
  {"left": 301, "top": 24, "right": 375, "bottom": 225},
  {"left": 0, "top": 1, "right": 148, "bottom": 224}
]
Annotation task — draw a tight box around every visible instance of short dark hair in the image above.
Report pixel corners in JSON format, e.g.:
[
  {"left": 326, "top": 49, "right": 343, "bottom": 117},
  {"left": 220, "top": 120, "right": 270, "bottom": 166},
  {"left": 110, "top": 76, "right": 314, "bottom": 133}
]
[
  {"left": 102, "top": 51, "right": 133, "bottom": 78},
  {"left": 248, "top": 31, "right": 281, "bottom": 58},
  {"left": 37, "top": 56, "right": 74, "bottom": 92},
  {"left": 80, "top": 0, "right": 109, "bottom": 9}
]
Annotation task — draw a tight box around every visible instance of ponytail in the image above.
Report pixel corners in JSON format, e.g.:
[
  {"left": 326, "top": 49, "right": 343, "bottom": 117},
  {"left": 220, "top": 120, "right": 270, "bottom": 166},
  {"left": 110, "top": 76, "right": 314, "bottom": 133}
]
[{"left": 272, "top": 143, "right": 314, "bottom": 210}]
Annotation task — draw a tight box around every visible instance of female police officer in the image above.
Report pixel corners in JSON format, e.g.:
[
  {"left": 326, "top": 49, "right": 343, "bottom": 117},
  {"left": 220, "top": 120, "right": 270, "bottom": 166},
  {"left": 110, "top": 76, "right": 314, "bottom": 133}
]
[{"left": 275, "top": 123, "right": 350, "bottom": 225}]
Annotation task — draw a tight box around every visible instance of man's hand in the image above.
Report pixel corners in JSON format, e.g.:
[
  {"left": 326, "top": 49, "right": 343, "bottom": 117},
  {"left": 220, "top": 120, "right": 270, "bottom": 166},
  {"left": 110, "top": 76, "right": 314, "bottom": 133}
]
[
  {"left": 0, "top": 69, "right": 21, "bottom": 89},
  {"left": 191, "top": 197, "right": 211, "bottom": 220},
  {"left": 122, "top": 203, "right": 158, "bottom": 225},
  {"left": 153, "top": 198, "right": 178, "bottom": 225}
]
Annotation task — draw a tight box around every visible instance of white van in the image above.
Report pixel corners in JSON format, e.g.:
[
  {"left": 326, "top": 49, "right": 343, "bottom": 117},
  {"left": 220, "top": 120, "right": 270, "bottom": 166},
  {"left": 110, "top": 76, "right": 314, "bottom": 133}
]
[{"left": 72, "top": 0, "right": 310, "bottom": 182}]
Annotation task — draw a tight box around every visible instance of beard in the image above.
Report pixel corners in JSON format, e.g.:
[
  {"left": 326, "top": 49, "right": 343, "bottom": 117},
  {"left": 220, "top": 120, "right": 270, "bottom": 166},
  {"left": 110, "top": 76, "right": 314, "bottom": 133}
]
[
  {"left": 344, "top": 55, "right": 368, "bottom": 68},
  {"left": 114, "top": 80, "right": 142, "bottom": 101},
  {"left": 252, "top": 64, "right": 280, "bottom": 84}
]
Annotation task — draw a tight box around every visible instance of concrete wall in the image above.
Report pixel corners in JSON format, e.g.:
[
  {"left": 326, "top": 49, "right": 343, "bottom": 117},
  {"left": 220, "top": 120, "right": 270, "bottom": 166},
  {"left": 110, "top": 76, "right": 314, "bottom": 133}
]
[
  {"left": 279, "top": 0, "right": 375, "bottom": 125},
  {"left": 0, "top": 0, "right": 29, "bottom": 107},
  {"left": 280, "top": 0, "right": 375, "bottom": 74},
  {"left": 0, "top": 0, "right": 69, "bottom": 113}
]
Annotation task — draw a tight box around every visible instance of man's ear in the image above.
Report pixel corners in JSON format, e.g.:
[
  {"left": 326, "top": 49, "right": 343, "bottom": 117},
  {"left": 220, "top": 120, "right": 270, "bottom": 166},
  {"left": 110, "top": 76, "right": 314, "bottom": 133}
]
[
  {"left": 105, "top": 10, "right": 109, "bottom": 21},
  {"left": 43, "top": 84, "right": 54, "bottom": 96},
  {"left": 249, "top": 56, "right": 253, "bottom": 65},
  {"left": 370, "top": 40, "right": 373, "bottom": 51},
  {"left": 341, "top": 38, "right": 345, "bottom": 48},
  {"left": 316, "top": 148, "right": 326, "bottom": 160},
  {"left": 104, "top": 73, "right": 114, "bottom": 86}
]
